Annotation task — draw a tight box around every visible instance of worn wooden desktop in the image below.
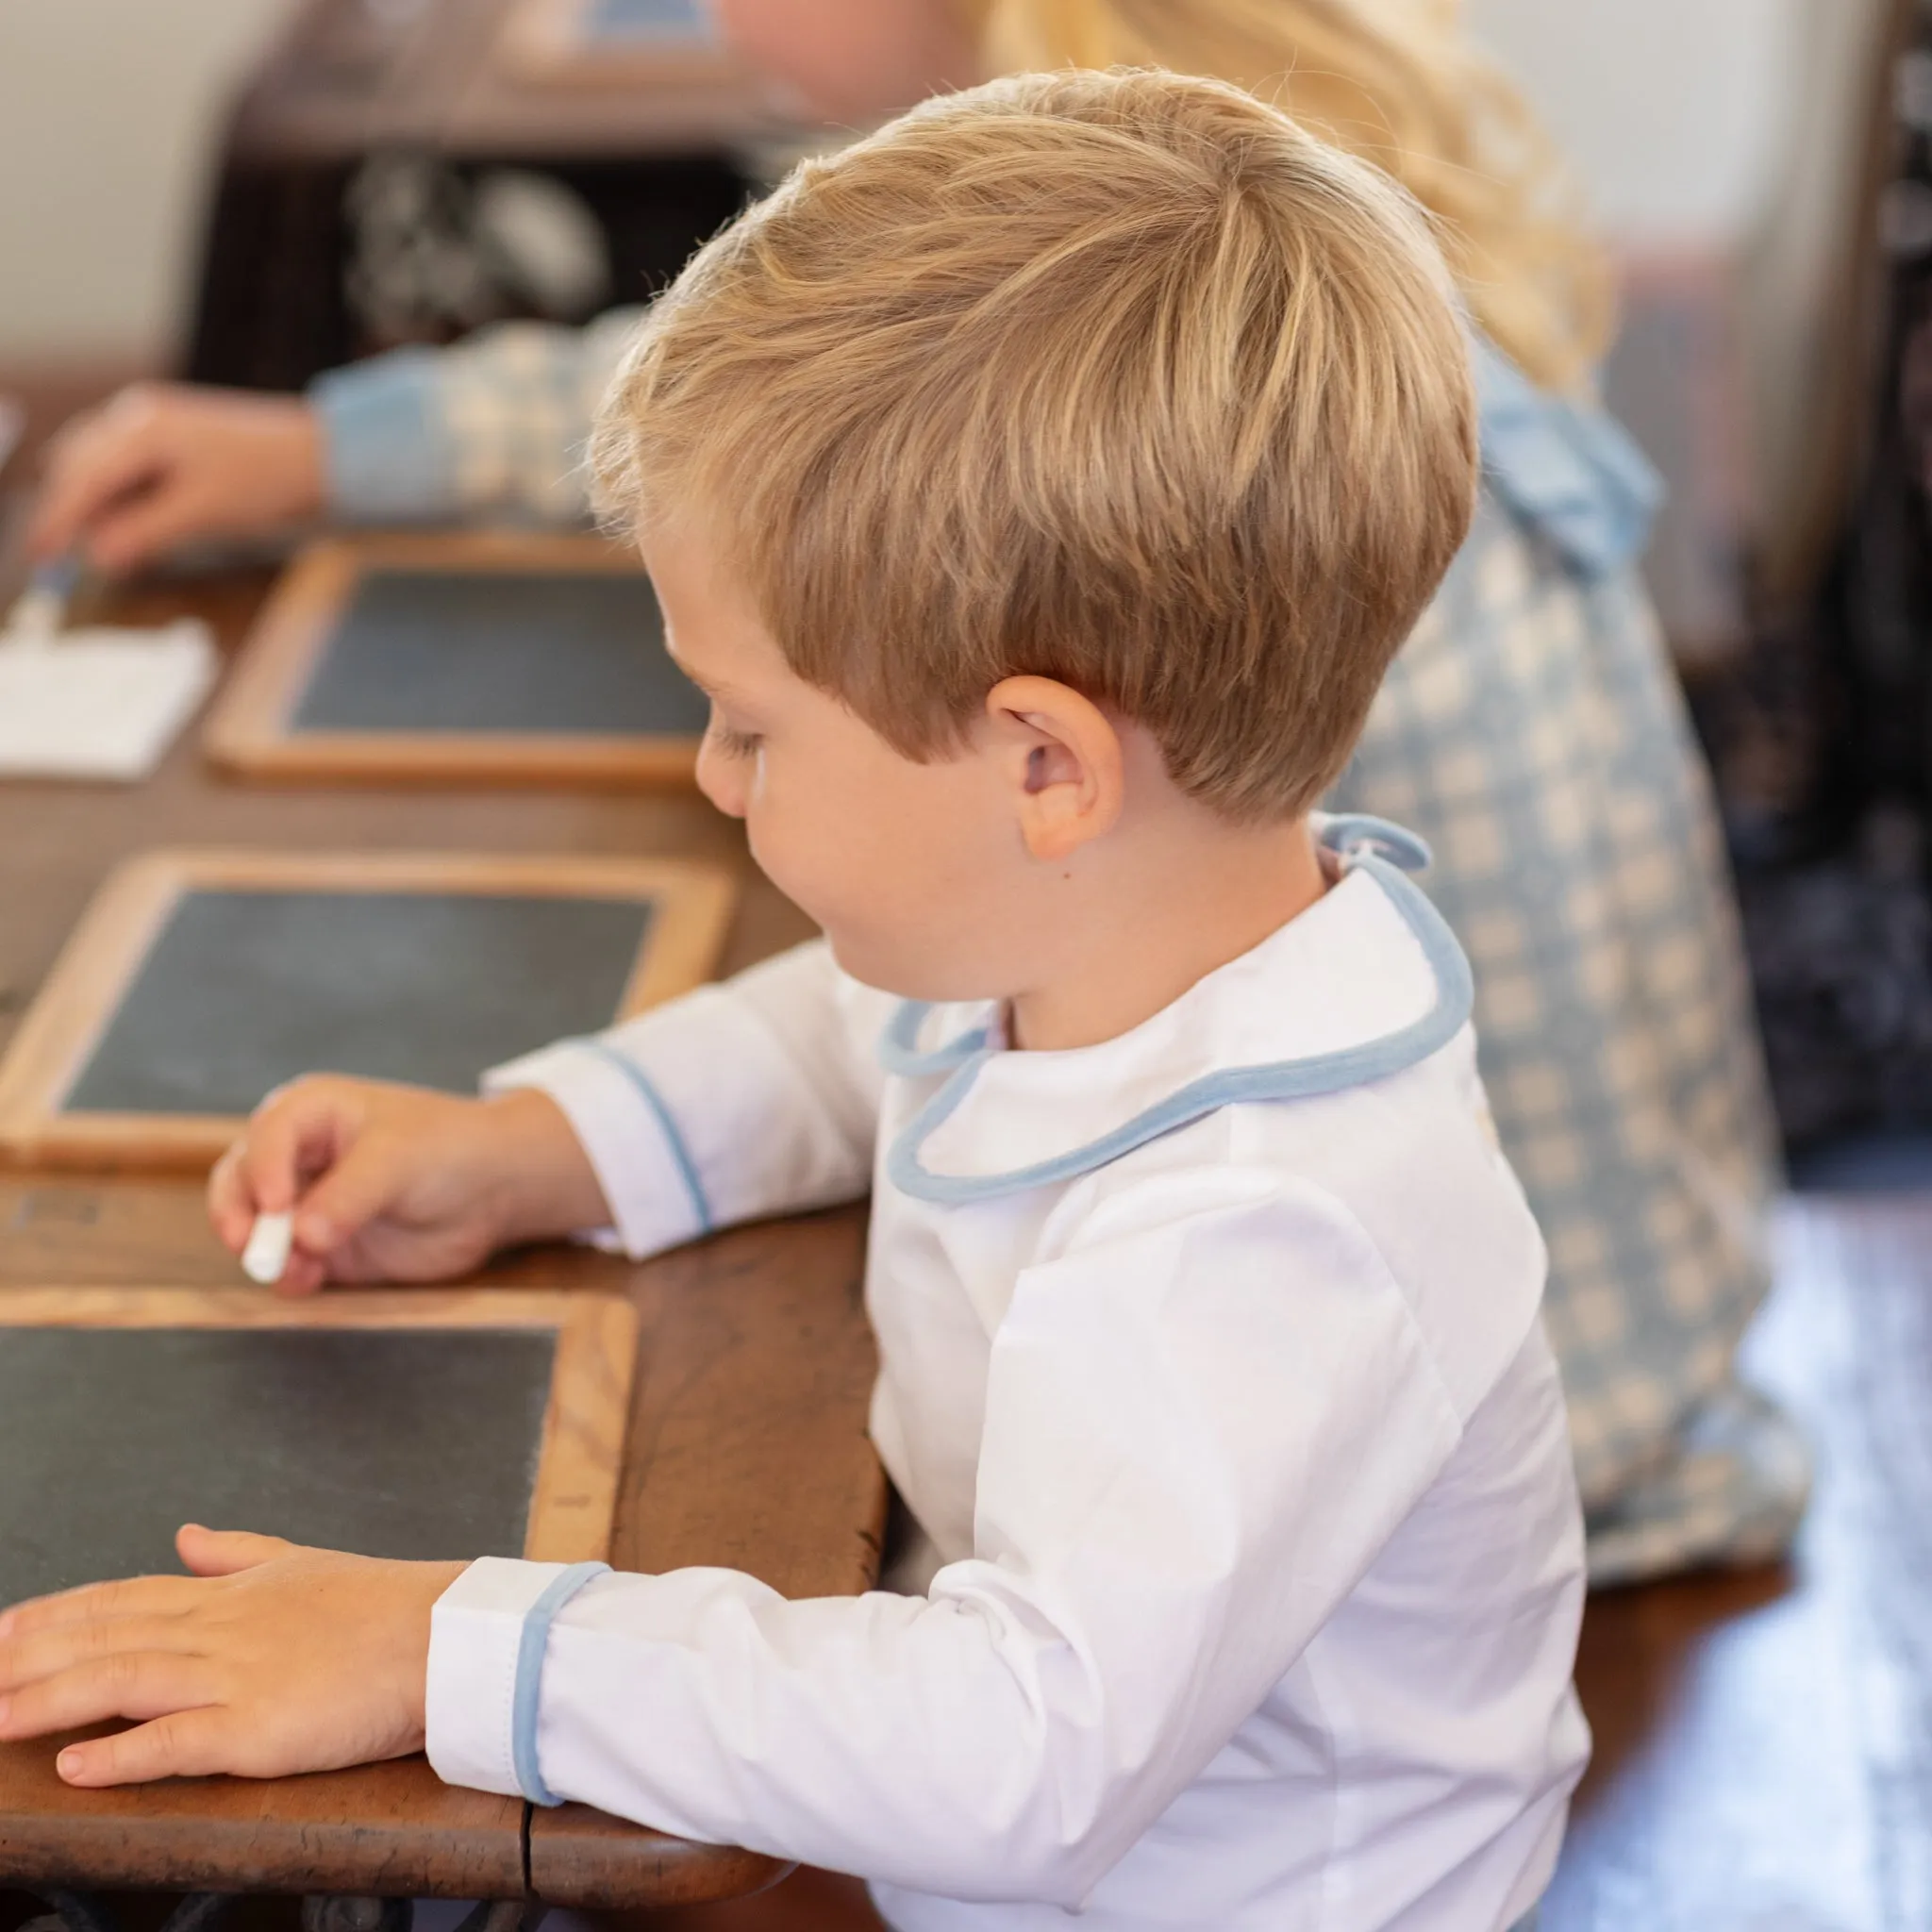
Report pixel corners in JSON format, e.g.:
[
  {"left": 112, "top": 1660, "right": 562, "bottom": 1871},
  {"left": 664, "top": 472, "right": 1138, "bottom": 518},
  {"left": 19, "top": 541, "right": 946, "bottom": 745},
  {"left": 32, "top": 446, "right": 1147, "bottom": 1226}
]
[{"left": 0, "top": 567, "right": 882, "bottom": 1912}]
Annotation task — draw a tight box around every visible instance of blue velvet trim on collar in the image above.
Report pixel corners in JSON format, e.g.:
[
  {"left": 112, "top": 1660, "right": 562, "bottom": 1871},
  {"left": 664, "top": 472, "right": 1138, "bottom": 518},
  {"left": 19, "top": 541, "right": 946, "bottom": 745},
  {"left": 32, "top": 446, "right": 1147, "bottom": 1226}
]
[{"left": 879, "top": 816, "right": 1474, "bottom": 1205}]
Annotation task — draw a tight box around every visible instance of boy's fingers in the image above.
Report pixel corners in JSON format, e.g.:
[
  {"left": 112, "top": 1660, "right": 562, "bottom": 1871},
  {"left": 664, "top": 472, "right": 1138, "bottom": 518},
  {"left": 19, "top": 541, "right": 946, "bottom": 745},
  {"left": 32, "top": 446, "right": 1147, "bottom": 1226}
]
[
  {"left": 175, "top": 1525, "right": 298, "bottom": 1576},
  {"left": 292, "top": 1139, "right": 408, "bottom": 1256},
  {"left": 240, "top": 1081, "right": 352, "bottom": 1219},
  {"left": 0, "top": 1612, "right": 205, "bottom": 1698},
  {"left": 211, "top": 1134, "right": 330, "bottom": 1280},
  {"left": 207, "top": 1144, "right": 255, "bottom": 1253},
  {"left": 57, "top": 1706, "right": 230, "bottom": 1788},
  {"left": 0, "top": 1652, "right": 216, "bottom": 1740},
  {"left": 0, "top": 1573, "right": 199, "bottom": 1642},
  {"left": 271, "top": 1250, "right": 331, "bottom": 1297}
]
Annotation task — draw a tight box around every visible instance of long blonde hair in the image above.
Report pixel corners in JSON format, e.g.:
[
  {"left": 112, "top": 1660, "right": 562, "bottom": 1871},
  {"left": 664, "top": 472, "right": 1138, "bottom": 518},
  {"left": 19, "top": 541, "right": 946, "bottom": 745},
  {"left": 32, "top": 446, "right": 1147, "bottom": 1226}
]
[{"left": 964, "top": 0, "right": 1613, "bottom": 391}]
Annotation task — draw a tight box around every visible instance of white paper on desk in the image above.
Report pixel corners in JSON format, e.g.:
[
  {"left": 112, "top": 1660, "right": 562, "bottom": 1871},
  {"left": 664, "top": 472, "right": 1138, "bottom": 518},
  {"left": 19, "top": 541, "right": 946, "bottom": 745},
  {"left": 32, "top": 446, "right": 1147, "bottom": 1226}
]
[{"left": 0, "top": 622, "right": 219, "bottom": 780}]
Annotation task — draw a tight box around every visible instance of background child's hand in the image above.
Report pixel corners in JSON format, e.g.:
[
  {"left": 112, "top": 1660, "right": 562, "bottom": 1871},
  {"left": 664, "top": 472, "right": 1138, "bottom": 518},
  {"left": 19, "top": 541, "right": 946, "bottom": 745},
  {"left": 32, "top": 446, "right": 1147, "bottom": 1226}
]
[
  {"left": 208, "top": 1076, "right": 610, "bottom": 1293},
  {"left": 0, "top": 1525, "right": 465, "bottom": 1786},
  {"left": 28, "top": 384, "right": 325, "bottom": 575}
]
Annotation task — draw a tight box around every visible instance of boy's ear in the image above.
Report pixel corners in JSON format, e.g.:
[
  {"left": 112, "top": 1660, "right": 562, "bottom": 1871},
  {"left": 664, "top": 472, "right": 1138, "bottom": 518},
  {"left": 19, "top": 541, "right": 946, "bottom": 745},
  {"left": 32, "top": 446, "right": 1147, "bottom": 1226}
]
[{"left": 984, "top": 675, "right": 1125, "bottom": 863}]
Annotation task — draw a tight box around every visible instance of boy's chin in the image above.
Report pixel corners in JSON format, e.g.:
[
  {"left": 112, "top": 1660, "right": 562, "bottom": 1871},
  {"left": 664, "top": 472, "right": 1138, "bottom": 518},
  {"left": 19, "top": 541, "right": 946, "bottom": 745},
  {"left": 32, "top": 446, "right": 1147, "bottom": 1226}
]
[
  {"left": 821, "top": 928, "right": 996, "bottom": 1008},
  {"left": 820, "top": 928, "right": 924, "bottom": 999}
]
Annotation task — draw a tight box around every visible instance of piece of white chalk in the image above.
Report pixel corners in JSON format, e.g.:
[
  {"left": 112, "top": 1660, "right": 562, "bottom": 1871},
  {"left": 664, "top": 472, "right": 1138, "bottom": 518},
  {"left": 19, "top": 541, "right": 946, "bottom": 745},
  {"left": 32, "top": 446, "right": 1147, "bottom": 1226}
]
[
  {"left": 242, "top": 1210, "right": 295, "bottom": 1286},
  {"left": 3, "top": 557, "right": 79, "bottom": 649}
]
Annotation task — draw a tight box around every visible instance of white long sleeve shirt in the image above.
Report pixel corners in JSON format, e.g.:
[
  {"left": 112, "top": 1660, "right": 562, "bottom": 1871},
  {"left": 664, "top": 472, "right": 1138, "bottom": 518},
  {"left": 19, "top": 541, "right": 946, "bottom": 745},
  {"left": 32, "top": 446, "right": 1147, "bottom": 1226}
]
[{"left": 431, "top": 824, "right": 1590, "bottom": 1931}]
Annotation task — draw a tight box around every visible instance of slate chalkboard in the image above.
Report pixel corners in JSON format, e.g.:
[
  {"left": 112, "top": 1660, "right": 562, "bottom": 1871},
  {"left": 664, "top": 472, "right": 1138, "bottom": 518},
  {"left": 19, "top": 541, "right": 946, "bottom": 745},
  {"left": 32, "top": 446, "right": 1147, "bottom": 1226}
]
[
  {"left": 0, "top": 1325, "right": 556, "bottom": 1605},
  {"left": 291, "top": 569, "right": 709, "bottom": 738},
  {"left": 63, "top": 888, "right": 653, "bottom": 1116}
]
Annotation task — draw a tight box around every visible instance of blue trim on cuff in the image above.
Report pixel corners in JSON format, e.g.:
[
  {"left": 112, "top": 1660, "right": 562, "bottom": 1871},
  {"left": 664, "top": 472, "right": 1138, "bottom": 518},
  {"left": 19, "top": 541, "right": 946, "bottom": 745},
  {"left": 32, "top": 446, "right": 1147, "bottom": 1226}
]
[
  {"left": 574, "top": 1040, "right": 715, "bottom": 1235},
  {"left": 511, "top": 1559, "right": 610, "bottom": 1807},
  {"left": 309, "top": 349, "right": 460, "bottom": 524}
]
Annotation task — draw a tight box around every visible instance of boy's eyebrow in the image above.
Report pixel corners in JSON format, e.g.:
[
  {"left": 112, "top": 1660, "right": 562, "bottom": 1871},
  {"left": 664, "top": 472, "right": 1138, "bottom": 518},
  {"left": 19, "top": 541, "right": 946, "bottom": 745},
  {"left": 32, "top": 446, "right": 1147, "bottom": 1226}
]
[
  {"left": 660, "top": 640, "right": 727, "bottom": 700},
  {"left": 674, "top": 663, "right": 741, "bottom": 705}
]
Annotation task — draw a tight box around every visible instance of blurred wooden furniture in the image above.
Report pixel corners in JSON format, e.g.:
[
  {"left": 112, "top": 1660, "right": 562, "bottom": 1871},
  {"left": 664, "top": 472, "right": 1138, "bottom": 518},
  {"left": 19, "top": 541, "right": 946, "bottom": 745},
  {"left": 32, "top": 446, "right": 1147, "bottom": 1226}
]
[
  {"left": 185, "top": 0, "right": 781, "bottom": 392},
  {"left": 1541, "top": 1191, "right": 1932, "bottom": 1928}
]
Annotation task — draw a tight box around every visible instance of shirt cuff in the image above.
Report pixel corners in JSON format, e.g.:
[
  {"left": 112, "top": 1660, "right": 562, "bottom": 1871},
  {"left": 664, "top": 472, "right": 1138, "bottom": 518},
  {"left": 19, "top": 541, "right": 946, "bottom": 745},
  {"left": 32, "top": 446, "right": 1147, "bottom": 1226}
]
[
  {"left": 310, "top": 349, "right": 460, "bottom": 524},
  {"left": 484, "top": 1038, "right": 710, "bottom": 1258},
  {"left": 426, "top": 1556, "right": 609, "bottom": 1803}
]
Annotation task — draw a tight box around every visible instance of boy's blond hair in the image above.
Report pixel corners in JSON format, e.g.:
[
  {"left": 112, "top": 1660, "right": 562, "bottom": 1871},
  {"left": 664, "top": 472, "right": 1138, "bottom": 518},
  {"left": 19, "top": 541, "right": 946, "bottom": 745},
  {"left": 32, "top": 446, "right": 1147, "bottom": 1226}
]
[{"left": 594, "top": 68, "right": 1477, "bottom": 822}]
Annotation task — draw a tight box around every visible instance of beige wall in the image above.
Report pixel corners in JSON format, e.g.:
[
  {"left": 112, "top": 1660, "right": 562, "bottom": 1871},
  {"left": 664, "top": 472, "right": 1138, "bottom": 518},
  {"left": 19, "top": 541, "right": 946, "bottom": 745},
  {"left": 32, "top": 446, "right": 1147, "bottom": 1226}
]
[
  {"left": 1466, "top": 0, "right": 1812, "bottom": 247},
  {"left": 0, "top": 0, "right": 291, "bottom": 366},
  {"left": 1468, "top": 0, "right": 1891, "bottom": 576}
]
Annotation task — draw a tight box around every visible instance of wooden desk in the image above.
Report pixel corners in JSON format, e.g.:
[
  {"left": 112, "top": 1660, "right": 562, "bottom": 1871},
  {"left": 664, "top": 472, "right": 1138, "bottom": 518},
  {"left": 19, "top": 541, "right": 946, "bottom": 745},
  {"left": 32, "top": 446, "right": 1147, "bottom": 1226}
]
[
  {"left": 1541, "top": 1191, "right": 1932, "bottom": 1931},
  {"left": 0, "top": 569, "right": 885, "bottom": 1912}
]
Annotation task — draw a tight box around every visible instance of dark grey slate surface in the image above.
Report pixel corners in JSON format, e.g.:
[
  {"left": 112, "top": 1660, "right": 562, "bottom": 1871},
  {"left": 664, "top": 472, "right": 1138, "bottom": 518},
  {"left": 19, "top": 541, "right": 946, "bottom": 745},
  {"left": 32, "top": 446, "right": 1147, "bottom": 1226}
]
[
  {"left": 65, "top": 889, "right": 652, "bottom": 1115},
  {"left": 291, "top": 569, "right": 710, "bottom": 736},
  {"left": 0, "top": 1325, "right": 556, "bottom": 1605}
]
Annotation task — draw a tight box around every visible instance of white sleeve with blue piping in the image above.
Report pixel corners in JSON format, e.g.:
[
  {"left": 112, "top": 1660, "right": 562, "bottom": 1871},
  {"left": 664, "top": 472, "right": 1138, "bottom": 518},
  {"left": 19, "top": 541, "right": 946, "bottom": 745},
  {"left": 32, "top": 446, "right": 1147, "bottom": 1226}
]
[
  {"left": 482, "top": 939, "right": 892, "bottom": 1259},
  {"left": 419, "top": 1178, "right": 1526, "bottom": 1904}
]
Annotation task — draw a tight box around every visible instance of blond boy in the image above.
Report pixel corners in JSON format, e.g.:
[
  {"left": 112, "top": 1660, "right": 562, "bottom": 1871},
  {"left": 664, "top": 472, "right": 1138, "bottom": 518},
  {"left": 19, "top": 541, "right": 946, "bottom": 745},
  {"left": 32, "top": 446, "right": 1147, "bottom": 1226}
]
[{"left": 0, "top": 72, "right": 1586, "bottom": 1930}]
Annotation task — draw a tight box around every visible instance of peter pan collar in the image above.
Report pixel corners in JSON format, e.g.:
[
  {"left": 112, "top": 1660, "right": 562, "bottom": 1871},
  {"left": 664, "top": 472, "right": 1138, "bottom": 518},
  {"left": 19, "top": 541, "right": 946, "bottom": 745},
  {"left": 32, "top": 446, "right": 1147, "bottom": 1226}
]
[{"left": 879, "top": 815, "right": 1473, "bottom": 1204}]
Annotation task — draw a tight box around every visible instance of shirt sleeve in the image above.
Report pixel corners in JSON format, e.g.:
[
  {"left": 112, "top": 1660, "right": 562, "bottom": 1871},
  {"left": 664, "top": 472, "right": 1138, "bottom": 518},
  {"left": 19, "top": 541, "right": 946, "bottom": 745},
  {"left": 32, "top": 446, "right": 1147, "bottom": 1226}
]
[
  {"left": 309, "top": 307, "right": 645, "bottom": 526},
  {"left": 424, "top": 1174, "right": 1469, "bottom": 1906},
  {"left": 481, "top": 939, "right": 893, "bottom": 1259}
]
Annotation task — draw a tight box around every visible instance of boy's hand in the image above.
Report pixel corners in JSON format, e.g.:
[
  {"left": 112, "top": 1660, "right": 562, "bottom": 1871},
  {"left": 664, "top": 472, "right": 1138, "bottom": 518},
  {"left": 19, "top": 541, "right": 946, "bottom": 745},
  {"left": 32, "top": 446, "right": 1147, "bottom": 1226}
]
[
  {"left": 208, "top": 1076, "right": 611, "bottom": 1294},
  {"left": 0, "top": 1525, "right": 466, "bottom": 1787},
  {"left": 28, "top": 384, "right": 325, "bottom": 575}
]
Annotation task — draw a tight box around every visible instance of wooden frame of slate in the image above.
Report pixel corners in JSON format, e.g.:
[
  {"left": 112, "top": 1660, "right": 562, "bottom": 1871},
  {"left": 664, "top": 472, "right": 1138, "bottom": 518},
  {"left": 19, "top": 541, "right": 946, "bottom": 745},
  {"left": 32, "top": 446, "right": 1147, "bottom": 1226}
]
[
  {"left": 0, "top": 1287, "right": 638, "bottom": 1578},
  {"left": 205, "top": 533, "right": 709, "bottom": 786},
  {"left": 0, "top": 847, "right": 735, "bottom": 1171}
]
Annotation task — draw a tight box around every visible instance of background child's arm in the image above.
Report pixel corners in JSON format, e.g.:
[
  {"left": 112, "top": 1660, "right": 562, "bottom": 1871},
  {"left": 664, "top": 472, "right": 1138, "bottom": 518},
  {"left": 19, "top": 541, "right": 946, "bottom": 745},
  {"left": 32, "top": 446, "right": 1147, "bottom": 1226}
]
[{"left": 29, "top": 385, "right": 325, "bottom": 575}]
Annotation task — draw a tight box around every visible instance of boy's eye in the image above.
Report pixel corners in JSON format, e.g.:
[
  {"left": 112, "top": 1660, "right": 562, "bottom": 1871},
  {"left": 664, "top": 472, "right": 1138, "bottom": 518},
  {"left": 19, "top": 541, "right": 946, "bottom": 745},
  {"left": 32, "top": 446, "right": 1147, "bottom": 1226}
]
[{"left": 708, "top": 718, "right": 763, "bottom": 759}]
